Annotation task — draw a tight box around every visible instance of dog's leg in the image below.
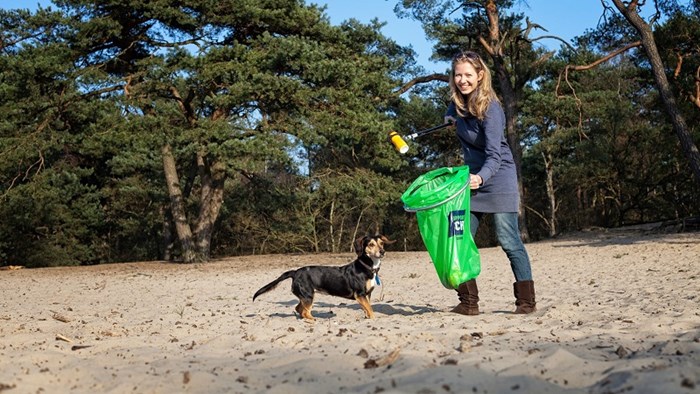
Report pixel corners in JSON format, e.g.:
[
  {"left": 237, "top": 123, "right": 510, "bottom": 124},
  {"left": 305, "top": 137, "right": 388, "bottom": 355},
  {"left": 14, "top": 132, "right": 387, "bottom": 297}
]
[
  {"left": 295, "top": 298, "right": 315, "bottom": 320},
  {"left": 292, "top": 280, "right": 316, "bottom": 321},
  {"left": 354, "top": 295, "right": 375, "bottom": 319}
]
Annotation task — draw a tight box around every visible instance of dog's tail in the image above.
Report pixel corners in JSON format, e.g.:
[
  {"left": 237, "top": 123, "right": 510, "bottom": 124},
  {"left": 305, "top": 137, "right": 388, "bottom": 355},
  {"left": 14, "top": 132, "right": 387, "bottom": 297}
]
[{"left": 252, "top": 270, "right": 296, "bottom": 301}]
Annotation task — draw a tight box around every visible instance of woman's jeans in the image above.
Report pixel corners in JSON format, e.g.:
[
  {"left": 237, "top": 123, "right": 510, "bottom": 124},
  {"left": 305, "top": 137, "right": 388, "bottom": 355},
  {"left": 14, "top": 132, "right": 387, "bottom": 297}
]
[{"left": 470, "top": 212, "right": 533, "bottom": 282}]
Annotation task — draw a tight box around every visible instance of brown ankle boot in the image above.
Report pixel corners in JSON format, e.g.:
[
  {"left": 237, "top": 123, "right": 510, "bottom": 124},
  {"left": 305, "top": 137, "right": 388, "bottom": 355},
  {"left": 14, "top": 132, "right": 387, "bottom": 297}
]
[
  {"left": 451, "top": 279, "right": 479, "bottom": 315},
  {"left": 513, "top": 280, "right": 536, "bottom": 314}
]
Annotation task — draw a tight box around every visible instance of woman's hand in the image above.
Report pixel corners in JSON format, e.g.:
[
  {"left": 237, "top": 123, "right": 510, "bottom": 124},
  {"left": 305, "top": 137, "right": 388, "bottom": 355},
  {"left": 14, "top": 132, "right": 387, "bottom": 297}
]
[
  {"left": 469, "top": 174, "right": 483, "bottom": 190},
  {"left": 444, "top": 115, "right": 456, "bottom": 125}
]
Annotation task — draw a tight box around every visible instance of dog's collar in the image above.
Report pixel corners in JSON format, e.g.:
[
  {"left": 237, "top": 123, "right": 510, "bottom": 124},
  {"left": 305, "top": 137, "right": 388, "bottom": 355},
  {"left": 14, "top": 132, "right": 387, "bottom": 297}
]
[{"left": 358, "top": 255, "right": 380, "bottom": 273}]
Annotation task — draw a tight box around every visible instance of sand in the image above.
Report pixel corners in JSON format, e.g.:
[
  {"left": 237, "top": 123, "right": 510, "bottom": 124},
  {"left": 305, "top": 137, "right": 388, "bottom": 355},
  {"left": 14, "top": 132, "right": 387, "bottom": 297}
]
[{"left": 1, "top": 229, "right": 698, "bottom": 393}]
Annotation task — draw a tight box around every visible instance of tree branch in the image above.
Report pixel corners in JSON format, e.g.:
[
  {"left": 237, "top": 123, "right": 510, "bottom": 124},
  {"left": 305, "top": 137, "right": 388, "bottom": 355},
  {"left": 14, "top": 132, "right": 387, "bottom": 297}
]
[
  {"left": 674, "top": 52, "right": 683, "bottom": 78},
  {"left": 528, "top": 35, "right": 576, "bottom": 51},
  {"left": 532, "top": 51, "right": 556, "bottom": 69},
  {"left": 485, "top": 0, "right": 500, "bottom": 56},
  {"left": 555, "top": 41, "right": 641, "bottom": 140},
  {"left": 556, "top": 41, "right": 642, "bottom": 98},
  {"left": 169, "top": 86, "right": 197, "bottom": 126},
  {"left": 692, "top": 65, "right": 700, "bottom": 110},
  {"left": 394, "top": 73, "right": 448, "bottom": 95},
  {"left": 145, "top": 37, "right": 203, "bottom": 50},
  {"left": 524, "top": 204, "right": 550, "bottom": 227},
  {"left": 478, "top": 35, "right": 492, "bottom": 56},
  {"left": 80, "top": 84, "right": 125, "bottom": 100}
]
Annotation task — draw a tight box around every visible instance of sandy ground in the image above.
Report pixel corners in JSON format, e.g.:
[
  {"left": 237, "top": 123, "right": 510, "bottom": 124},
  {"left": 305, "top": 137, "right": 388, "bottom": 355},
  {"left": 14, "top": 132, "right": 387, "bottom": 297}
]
[{"left": 1, "top": 229, "right": 699, "bottom": 394}]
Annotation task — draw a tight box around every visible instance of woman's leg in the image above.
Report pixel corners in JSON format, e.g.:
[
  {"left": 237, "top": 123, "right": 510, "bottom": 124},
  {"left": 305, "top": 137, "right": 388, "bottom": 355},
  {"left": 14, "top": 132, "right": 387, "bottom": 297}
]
[
  {"left": 492, "top": 212, "right": 532, "bottom": 282},
  {"left": 451, "top": 212, "right": 483, "bottom": 315},
  {"left": 493, "top": 212, "right": 537, "bottom": 313},
  {"left": 469, "top": 212, "right": 482, "bottom": 238}
]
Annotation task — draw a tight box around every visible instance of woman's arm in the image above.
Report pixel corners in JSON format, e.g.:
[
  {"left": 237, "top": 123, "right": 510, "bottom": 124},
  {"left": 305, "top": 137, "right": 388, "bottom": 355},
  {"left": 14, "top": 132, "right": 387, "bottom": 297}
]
[{"left": 476, "top": 101, "right": 505, "bottom": 184}]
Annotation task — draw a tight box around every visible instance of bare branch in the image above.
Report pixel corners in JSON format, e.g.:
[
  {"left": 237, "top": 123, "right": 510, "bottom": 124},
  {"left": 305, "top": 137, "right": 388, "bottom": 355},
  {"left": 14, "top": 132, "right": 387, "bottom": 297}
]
[
  {"left": 453, "top": 1, "right": 484, "bottom": 15},
  {"left": 394, "top": 73, "right": 448, "bottom": 95},
  {"left": 478, "top": 35, "right": 492, "bottom": 56},
  {"left": 498, "top": 30, "right": 511, "bottom": 51},
  {"left": 532, "top": 51, "right": 555, "bottom": 69},
  {"left": 80, "top": 84, "right": 124, "bottom": 100},
  {"left": 168, "top": 86, "right": 199, "bottom": 125},
  {"left": 555, "top": 41, "right": 641, "bottom": 141},
  {"left": 124, "top": 75, "right": 133, "bottom": 98},
  {"left": 2, "top": 150, "right": 47, "bottom": 201},
  {"left": 528, "top": 35, "right": 576, "bottom": 52},
  {"left": 519, "top": 19, "right": 574, "bottom": 54},
  {"left": 600, "top": 0, "right": 615, "bottom": 24},
  {"left": 169, "top": 86, "right": 186, "bottom": 110},
  {"left": 524, "top": 204, "right": 550, "bottom": 227},
  {"left": 24, "top": 152, "right": 45, "bottom": 182},
  {"left": 649, "top": 0, "right": 662, "bottom": 25},
  {"left": 674, "top": 52, "right": 683, "bottom": 78},
  {"left": 1, "top": 172, "right": 23, "bottom": 200},
  {"left": 556, "top": 41, "right": 642, "bottom": 97},
  {"left": 145, "top": 37, "right": 203, "bottom": 50},
  {"left": 522, "top": 17, "right": 546, "bottom": 39}
]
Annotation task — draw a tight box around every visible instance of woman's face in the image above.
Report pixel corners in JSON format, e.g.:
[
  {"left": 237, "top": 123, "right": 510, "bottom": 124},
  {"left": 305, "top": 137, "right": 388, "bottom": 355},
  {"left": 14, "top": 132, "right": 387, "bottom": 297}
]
[{"left": 453, "top": 61, "right": 483, "bottom": 96}]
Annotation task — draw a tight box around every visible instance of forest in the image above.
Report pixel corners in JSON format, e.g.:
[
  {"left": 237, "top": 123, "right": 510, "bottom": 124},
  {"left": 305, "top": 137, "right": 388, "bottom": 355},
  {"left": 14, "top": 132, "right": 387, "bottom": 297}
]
[{"left": 1, "top": 0, "right": 698, "bottom": 267}]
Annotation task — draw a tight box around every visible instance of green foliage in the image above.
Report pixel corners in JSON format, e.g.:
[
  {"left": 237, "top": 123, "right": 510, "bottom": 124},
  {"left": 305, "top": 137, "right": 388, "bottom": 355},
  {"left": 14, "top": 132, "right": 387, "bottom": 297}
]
[
  {"left": 1, "top": 1, "right": 698, "bottom": 266},
  {"left": 216, "top": 166, "right": 405, "bottom": 255},
  {"left": 1, "top": 0, "right": 417, "bottom": 266},
  {"left": 0, "top": 168, "right": 103, "bottom": 267},
  {"left": 521, "top": 30, "right": 699, "bottom": 238}
]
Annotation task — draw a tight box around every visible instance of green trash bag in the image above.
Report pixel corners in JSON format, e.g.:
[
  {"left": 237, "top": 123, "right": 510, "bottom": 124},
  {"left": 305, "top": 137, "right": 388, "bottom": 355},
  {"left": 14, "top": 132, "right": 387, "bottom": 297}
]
[{"left": 401, "top": 166, "right": 481, "bottom": 289}]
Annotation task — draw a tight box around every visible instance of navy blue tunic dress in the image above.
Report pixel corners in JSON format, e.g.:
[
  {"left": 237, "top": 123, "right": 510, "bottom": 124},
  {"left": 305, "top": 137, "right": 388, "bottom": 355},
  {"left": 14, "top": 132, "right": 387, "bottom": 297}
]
[{"left": 446, "top": 100, "right": 519, "bottom": 213}]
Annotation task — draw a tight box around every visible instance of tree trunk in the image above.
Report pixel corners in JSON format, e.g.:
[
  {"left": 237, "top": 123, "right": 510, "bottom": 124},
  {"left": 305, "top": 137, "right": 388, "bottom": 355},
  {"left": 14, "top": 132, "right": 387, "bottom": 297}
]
[
  {"left": 481, "top": 0, "right": 531, "bottom": 241},
  {"left": 611, "top": 0, "right": 700, "bottom": 184},
  {"left": 161, "top": 205, "right": 175, "bottom": 261},
  {"left": 351, "top": 207, "right": 367, "bottom": 253},
  {"left": 329, "top": 199, "right": 336, "bottom": 253},
  {"left": 543, "top": 151, "right": 558, "bottom": 237},
  {"left": 336, "top": 215, "right": 346, "bottom": 255},
  {"left": 161, "top": 144, "right": 197, "bottom": 263},
  {"left": 496, "top": 59, "right": 530, "bottom": 241},
  {"left": 192, "top": 152, "right": 226, "bottom": 260}
]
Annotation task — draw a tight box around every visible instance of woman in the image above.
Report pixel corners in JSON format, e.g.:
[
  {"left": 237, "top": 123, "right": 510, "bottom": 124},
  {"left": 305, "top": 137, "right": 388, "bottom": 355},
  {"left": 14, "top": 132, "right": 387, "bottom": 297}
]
[{"left": 443, "top": 51, "right": 536, "bottom": 315}]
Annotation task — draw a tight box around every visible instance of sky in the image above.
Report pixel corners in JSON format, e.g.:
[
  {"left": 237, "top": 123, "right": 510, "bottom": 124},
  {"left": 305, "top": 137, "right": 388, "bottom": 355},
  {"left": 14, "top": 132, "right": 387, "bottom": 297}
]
[
  {"left": 312, "top": 0, "right": 605, "bottom": 73},
  {"left": 4, "top": 0, "right": 607, "bottom": 73}
]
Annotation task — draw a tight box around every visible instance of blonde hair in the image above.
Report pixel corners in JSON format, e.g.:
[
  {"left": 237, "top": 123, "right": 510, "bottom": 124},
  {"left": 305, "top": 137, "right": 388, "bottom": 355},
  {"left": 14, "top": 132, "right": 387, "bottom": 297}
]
[{"left": 449, "top": 51, "right": 499, "bottom": 120}]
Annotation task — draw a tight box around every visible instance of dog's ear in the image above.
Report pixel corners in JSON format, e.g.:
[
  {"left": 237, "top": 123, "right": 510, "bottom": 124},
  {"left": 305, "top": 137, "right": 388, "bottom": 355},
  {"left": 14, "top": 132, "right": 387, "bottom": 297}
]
[
  {"left": 354, "top": 236, "right": 367, "bottom": 256},
  {"left": 379, "top": 235, "right": 396, "bottom": 245}
]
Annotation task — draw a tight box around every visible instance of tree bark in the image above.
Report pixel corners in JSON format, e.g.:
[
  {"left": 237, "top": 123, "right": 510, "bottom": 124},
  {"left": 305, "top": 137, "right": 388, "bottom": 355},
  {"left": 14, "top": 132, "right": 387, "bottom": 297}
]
[
  {"left": 611, "top": 0, "right": 700, "bottom": 184},
  {"left": 480, "top": 0, "right": 531, "bottom": 241},
  {"left": 192, "top": 152, "right": 226, "bottom": 260},
  {"left": 168, "top": 85, "right": 229, "bottom": 261},
  {"left": 543, "top": 151, "right": 558, "bottom": 237},
  {"left": 329, "top": 199, "right": 336, "bottom": 253},
  {"left": 161, "top": 143, "right": 197, "bottom": 263}
]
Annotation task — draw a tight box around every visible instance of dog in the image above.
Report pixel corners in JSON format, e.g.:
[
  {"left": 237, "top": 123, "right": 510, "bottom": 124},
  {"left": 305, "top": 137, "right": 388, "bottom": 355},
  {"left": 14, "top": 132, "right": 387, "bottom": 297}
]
[{"left": 252, "top": 235, "right": 393, "bottom": 320}]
